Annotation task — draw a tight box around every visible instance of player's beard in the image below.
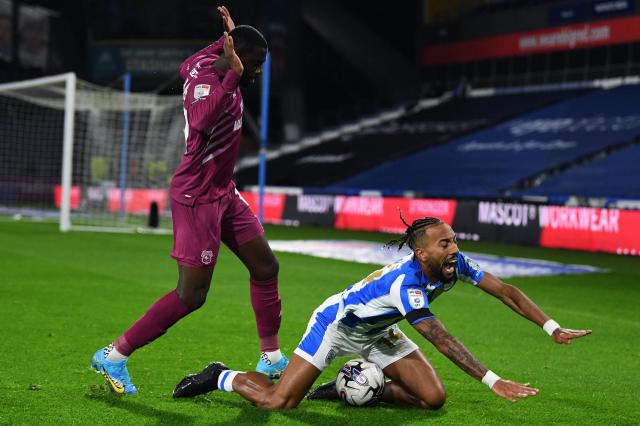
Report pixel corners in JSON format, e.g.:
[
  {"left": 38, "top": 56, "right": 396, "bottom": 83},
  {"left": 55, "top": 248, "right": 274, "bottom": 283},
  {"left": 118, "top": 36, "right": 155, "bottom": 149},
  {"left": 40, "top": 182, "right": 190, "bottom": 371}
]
[{"left": 431, "top": 256, "right": 457, "bottom": 284}]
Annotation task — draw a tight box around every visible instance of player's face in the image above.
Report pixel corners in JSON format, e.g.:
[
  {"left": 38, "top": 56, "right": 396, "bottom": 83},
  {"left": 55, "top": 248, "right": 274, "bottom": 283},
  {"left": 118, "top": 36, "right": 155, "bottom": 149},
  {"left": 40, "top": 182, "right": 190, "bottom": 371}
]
[
  {"left": 416, "top": 224, "right": 459, "bottom": 282},
  {"left": 239, "top": 48, "right": 267, "bottom": 87}
]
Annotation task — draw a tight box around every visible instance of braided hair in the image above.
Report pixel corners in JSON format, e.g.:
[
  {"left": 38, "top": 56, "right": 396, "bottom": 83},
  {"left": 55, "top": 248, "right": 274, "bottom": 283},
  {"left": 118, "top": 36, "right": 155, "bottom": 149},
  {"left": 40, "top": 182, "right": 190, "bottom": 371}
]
[{"left": 385, "top": 212, "right": 444, "bottom": 251}]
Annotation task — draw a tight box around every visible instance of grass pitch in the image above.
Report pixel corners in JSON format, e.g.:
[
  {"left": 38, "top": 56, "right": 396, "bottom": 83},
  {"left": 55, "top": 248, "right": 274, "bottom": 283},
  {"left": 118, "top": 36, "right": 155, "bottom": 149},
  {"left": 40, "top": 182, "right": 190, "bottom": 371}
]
[{"left": 0, "top": 220, "right": 638, "bottom": 425}]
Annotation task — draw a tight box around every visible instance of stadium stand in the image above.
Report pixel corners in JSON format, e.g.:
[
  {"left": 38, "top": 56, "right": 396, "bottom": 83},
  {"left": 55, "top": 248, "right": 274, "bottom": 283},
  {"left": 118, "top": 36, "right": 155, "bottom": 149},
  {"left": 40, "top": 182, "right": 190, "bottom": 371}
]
[
  {"left": 518, "top": 142, "right": 640, "bottom": 199},
  {"left": 329, "top": 84, "right": 640, "bottom": 198},
  {"left": 234, "top": 90, "right": 587, "bottom": 188}
]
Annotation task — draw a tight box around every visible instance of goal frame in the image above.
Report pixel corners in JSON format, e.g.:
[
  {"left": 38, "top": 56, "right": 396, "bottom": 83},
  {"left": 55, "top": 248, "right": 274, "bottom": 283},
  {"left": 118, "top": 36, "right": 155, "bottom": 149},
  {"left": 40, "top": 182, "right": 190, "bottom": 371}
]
[{"left": 0, "top": 72, "right": 76, "bottom": 231}]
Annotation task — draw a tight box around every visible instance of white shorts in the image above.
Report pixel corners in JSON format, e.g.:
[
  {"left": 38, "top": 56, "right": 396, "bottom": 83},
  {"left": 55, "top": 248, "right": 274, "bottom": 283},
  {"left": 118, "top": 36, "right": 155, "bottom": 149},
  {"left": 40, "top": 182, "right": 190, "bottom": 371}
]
[{"left": 294, "top": 299, "right": 419, "bottom": 371}]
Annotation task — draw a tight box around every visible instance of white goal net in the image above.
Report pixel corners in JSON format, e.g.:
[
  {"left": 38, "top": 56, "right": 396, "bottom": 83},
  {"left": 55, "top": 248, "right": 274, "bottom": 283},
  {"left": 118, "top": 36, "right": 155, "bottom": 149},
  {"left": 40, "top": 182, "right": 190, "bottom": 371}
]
[{"left": 0, "top": 73, "right": 185, "bottom": 232}]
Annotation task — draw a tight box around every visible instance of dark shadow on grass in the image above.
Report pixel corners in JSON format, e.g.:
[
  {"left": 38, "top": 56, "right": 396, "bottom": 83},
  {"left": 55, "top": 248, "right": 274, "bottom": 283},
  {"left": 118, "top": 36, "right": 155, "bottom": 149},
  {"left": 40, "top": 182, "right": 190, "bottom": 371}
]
[
  {"left": 85, "top": 393, "right": 195, "bottom": 425},
  {"left": 211, "top": 398, "right": 349, "bottom": 426},
  {"left": 179, "top": 395, "right": 447, "bottom": 426},
  {"left": 200, "top": 398, "right": 273, "bottom": 425},
  {"left": 334, "top": 401, "right": 447, "bottom": 425}
]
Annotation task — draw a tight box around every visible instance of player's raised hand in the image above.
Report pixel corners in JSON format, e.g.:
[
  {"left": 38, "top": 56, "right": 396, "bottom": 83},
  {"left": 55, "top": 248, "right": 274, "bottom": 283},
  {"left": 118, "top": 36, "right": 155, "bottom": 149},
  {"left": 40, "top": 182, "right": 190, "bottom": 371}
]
[
  {"left": 552, "top": 327, "right": 592, "bottom": 345},
  {"left": 491, "top": 379, "right": 539, "bottom": 402},
  {"left": 223, "top": 31, "right": 244, "bottom": 75},
  {"left": 218, "top": 6, "right": 235, "bottom": 32}
]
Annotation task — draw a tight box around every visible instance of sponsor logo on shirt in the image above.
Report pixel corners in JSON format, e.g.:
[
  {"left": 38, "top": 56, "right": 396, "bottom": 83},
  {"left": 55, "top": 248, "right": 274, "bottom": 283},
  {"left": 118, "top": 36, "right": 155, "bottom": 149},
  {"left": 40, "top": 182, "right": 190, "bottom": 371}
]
[
  {"left": 325, "top": 348, "right": 337, "bottom": 365},
  {"left": 194, "top": 84, "right": 211, "bottom": 100},
  {"left": 201, "top": 250, "right": 214, "bottom": 265},
  {"left": 465, "top": 257, "right": 480, "bottom": 273},
  {"left": 407, "top": 289, "right": 425, "bottom": 309}
]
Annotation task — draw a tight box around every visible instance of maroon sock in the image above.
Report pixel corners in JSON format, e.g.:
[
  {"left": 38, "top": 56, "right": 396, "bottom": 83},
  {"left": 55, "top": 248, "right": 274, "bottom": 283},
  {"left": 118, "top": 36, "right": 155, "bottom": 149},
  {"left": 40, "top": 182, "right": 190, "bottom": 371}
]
[
  {"left": 114, "top": 290, "right": 191, "bottom": 356},
  {"left": 250, "top": 276, "right": 282, "bottom": 352}
]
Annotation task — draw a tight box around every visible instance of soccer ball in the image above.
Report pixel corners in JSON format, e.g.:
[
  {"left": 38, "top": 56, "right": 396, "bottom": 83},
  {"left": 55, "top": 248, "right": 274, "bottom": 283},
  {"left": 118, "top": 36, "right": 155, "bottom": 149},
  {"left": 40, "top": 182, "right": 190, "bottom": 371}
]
[{"left": 335, "top": 359, "right": 385, "bottom": 406}]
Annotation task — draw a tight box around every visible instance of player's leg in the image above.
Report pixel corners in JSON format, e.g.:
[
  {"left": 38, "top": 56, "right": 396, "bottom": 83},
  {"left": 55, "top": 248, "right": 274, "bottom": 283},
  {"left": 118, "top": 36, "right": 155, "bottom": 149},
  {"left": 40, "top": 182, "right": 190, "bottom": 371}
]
[
  {"left": 221, "top": 189, "right": 286, "bottom": 376},
  {"left": 174, "top": 296, "right": 343, "bottom": 406},
  {"left": 308, "top": 326, "right": 445, "bottom": 408},
  {"left": 114, "top": 199, "right": 221, "bottom": 353},
  {"left": 91, "top": 199, "right": 221, "bottom": 394},
  {"left": 173, "top": 354, "right": 321, "bottom": 409},
  {"left": 230, "top": 354, "right": 321, "bottom": 409},
  {"left": 381, "top": 350, "right": 446, "bottom": 409},
  {"left": 366, "top": 326, "right": 446, "bottom": 409}
]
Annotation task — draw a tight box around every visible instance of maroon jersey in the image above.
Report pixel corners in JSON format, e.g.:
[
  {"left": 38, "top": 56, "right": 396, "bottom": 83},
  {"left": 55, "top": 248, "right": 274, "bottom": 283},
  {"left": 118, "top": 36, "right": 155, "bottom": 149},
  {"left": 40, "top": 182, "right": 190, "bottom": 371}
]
[{"left": 169, "top": 37, "right": 244, "bottom": 206}]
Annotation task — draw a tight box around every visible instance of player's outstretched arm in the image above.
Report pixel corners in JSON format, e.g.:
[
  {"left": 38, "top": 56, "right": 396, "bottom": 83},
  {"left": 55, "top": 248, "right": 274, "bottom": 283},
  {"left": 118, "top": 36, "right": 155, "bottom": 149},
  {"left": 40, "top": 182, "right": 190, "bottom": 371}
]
[
  {"left": 413, "top": 317, "right": 538, "bottom": 402},
  {"left": 477, "top": 272, "right": 592, "bottom": 344}
]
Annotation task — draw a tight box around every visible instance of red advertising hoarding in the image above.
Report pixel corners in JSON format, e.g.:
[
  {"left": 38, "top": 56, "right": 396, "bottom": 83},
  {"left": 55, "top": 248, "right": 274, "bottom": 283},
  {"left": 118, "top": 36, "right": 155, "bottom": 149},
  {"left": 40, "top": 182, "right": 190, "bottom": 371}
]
[
  {"left": 423, "top": 16, "right": 640, "bottom": 66},
  {"left": 54, "top": 185, "right": 81, "bottom": 209},
  {"left": 239, "top": 191, "right": 286, "bottom": 224},
  {"left": 539, "top": 206, "right": 640, "bottom": 255},
  {"left": 334, "top": 196, "right": 457, "bottom": 233},
  {"left": 107, "top": 188, "right": 167, "bottom": 214},
  {"left": 52, "top": 184, "right": 639, "bottom": 257}
]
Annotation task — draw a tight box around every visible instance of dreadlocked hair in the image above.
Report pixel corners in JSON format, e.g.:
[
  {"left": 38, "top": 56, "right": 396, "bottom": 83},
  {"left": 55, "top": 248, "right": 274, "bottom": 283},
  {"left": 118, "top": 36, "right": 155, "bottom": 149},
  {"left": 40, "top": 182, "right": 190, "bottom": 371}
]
[{"left": 385, "top": 212, "right": 444, "bottom": 251}]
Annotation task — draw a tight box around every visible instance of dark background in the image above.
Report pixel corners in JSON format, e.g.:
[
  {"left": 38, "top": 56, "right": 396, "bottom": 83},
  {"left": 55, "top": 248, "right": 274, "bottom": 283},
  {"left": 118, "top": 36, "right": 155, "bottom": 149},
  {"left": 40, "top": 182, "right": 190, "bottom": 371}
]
[{"left": 2, "top": 0, "right": 639, "bottom": 149}]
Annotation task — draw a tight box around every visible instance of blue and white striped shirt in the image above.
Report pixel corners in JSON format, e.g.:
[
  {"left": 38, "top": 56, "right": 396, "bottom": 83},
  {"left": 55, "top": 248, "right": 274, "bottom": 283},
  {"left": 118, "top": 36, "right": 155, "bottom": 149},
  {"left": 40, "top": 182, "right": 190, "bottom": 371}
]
[{"left": 315, "top": 252, "right": 484, "bottom": 335}]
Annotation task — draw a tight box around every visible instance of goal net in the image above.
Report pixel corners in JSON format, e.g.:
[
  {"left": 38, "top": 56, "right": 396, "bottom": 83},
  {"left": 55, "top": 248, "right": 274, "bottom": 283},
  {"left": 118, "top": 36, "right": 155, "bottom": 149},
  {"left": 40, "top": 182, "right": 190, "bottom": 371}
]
[{"left": 0, "top": 73, "right": 185, "bottom": 232}]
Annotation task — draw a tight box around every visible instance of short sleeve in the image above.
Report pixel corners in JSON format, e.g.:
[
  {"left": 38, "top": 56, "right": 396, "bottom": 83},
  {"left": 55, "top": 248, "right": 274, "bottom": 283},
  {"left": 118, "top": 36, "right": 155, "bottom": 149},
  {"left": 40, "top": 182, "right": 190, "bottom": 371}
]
[
  {"left": 456, "top": 252, "right": 484, "bottom": 285},
  {"left": 389, "top": 274, "right": 434, "bottom": 325}
]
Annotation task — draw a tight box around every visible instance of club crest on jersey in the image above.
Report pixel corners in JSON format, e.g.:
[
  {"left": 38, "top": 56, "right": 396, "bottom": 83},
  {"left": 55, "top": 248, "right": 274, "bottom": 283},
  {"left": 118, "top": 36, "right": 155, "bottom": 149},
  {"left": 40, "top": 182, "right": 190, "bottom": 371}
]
[
  {"left": 407, "top": 289, "right": 425, "bottom": 309},
  {"left": 194, "top": 84, "right": 211, "bottom": 100},
  {"left": 465, "top": 257, "right": 480, "bottom": 273},
  {"left": 201, "top": 250, "right": 214, "bottom": 265},
  {"left": 325, "top": 349, "right": 337, "bottom": 365}
]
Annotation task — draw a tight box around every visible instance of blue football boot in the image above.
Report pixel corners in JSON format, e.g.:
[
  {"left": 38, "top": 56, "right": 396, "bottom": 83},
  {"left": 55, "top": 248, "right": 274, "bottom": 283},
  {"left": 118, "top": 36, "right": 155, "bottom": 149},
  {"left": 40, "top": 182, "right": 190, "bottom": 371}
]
[
  {"left": 91, "top": 348, "right": 138, "bottom": 395},
  {"left": 256, "top": 353, "right": 289, "bottom": 379}
]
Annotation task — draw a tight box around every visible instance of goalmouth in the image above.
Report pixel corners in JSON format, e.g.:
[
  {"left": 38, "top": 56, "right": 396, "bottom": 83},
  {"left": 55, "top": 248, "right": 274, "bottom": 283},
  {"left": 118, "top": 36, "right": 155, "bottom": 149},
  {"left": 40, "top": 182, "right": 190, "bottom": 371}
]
[{"left": 0, "top": 72, "right": 183, "bottom": 233}]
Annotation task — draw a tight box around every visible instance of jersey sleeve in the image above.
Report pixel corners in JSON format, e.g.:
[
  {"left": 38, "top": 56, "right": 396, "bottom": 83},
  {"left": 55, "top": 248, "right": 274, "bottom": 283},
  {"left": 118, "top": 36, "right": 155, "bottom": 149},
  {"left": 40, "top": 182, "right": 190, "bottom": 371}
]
[
  {"left": 389, "top": 274, "right": 434, "bottom": 325},
  {"left": 184, "top": 72, "right": 241, "bottom": 132},
  {"left": 456, "top": 252, "right": 485, "bottom": 285},
  {"left": 179, "top": 36, "right": 225, "bottom": 80}
]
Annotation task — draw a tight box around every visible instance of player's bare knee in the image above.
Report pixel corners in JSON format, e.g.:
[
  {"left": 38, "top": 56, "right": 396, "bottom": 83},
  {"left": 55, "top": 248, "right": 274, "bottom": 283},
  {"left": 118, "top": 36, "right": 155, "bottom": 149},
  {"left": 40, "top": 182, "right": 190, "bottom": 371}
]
[
  {"left": 177, "top": 290, "right": 207, "bottom": 311},
  {"left": 261, "top": 394, "right": 290, "bottom": 409},
  {"left": 424, "top": 388, "right": 446, "bottom": 410},
  {"left": 251, "top": 258, "right": 279, "bottom": 281}
]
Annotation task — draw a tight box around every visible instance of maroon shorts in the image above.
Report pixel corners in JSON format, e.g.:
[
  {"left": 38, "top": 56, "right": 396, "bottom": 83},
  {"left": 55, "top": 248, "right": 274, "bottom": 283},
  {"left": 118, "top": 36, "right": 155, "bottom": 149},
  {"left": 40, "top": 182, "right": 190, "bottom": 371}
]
[{"left": 170, "top": 188, "right": 264, "bottom": 267}]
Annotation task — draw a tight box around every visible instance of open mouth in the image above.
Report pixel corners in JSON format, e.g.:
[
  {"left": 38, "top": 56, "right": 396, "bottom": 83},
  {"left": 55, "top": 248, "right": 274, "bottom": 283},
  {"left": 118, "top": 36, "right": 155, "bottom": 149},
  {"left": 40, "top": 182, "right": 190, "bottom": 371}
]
[{"left": 442, "top": 256, "right": 457, "bottom": 276}]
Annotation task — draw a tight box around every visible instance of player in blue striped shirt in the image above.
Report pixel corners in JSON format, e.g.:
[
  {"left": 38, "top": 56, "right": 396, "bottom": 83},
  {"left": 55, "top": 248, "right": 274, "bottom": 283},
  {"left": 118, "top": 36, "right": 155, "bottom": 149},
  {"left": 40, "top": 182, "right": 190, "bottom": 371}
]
[{"left": 173, "top": 216, "right": 591, "bottom": 409}]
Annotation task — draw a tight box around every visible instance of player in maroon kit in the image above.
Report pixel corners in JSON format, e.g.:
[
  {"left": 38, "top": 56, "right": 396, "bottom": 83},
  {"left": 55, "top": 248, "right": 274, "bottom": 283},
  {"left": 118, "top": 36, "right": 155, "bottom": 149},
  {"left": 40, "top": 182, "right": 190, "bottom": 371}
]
[{"left": 91, "top": 7, "right": 288, "bottom": 395}]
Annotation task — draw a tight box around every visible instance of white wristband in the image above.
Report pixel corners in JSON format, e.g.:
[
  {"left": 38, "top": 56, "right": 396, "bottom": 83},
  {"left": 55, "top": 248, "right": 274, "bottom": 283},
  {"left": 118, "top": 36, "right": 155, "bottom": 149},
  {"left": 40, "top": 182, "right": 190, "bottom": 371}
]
[
  {"left": 543, "top": 319, "right": 561, "bottom": 336},
  {"left": 481, "top": 370, "right": 500, "bottom": 389}
]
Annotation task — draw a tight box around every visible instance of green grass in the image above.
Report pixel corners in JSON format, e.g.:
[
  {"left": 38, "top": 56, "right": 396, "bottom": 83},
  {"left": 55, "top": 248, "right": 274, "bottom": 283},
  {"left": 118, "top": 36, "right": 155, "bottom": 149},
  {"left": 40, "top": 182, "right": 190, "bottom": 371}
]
[{"left": 1, "top": 221, "right": 639, "bottom": 425}]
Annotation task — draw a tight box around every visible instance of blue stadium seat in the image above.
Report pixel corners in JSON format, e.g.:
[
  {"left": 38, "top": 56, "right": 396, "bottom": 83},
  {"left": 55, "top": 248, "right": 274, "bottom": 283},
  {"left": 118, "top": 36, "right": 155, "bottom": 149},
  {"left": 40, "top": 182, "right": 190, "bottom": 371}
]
[
  {"left": 330, "top": 85, "right": 640, "bottom": 197},
  {"left": 518, "top": 144, "right": 640, "bottom": 199},
  {"left": 235, "top": 90, "right": 586, "bottom": 188}
]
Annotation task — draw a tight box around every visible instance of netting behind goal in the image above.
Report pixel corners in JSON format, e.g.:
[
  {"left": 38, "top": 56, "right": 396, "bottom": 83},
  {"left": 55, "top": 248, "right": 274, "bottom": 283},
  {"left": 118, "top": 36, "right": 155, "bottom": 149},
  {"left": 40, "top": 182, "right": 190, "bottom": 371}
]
[{"left": 0, "top": 73, "right": 185, "bottom": 232}]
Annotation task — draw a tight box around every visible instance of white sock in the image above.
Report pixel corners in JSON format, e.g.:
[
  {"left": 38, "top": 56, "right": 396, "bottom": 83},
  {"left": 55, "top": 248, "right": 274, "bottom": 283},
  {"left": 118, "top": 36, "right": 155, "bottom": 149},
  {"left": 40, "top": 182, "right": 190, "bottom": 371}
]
[
  {"left": 261, "top": 349, "right": 282, "bottom": 365},
  {"left": 217, "top": 370, "right": 241, "bottom": 392},
  {"left": 104, "top": 343, "right": 127, "bottom": 362}
]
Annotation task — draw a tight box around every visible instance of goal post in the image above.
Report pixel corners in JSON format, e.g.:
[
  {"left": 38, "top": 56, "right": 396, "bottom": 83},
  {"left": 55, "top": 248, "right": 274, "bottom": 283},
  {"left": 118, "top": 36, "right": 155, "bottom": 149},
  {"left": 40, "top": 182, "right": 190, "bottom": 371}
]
[
  {"left": 0, "top": 73, "right": 184, "bottom": 233},
  {"left": 61, "top": 72, "right": 76, "bottom": 232}
]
